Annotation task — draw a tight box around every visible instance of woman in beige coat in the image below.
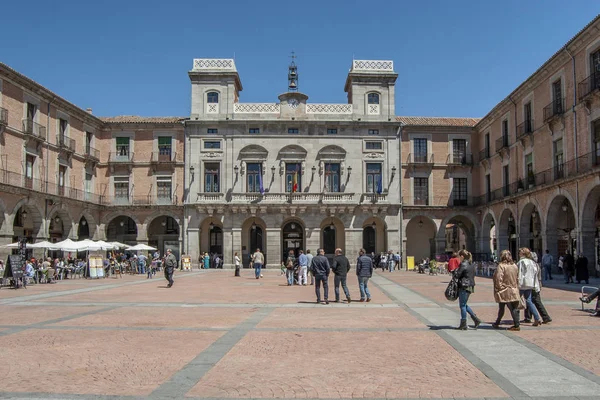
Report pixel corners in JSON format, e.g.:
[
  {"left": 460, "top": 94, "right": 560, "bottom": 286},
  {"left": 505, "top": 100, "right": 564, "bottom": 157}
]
[{"left": 492, "top": 250, "right": 521, "bottom": 331}]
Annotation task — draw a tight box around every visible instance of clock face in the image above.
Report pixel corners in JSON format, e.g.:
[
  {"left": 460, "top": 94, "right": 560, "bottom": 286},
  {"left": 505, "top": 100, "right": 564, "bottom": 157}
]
[{"left": 287, "top": 98, "right": 299, "bottom": 108}]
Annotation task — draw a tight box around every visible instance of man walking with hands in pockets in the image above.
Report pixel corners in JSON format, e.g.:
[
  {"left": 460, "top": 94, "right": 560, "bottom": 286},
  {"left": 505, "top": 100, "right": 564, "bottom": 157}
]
[
  {"left": 356, "top": 248, "right": 373, "bottom": 302},
  {"left": 332, "top": 248, "right": 351, "bottom": 303}
]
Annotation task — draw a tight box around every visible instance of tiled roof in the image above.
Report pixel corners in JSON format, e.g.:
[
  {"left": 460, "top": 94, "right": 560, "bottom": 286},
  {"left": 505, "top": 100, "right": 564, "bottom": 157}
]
[
  {"left": 396, "top": 116, "right": 481, "bottom": 127},
  {"left": 99, "top": 116, "right": 186, "bottom": 124}
]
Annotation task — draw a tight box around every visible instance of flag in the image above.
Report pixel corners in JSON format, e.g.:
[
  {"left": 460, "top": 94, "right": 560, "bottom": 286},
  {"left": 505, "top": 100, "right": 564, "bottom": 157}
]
[
  {"left": 292, "top": 171, "right": 298, "bottom": 193},
  {"left": 376, "top": 175, "right": 382, "bottom": 194},
  {"left": 258, "top": 170, "right": 264, "bottom": 195}
]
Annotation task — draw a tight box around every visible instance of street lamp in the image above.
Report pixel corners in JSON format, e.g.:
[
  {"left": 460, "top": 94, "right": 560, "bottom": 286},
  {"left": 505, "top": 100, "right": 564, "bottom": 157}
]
[
  {"left": 209, "top": 221, "right": 214, "bottom": 230},
  {"left": 21, "top": 209, "right": 28, "bottom": 220},
  {"left": 562, "top": 200, "right": 568, "bottom": 212},
  {"left": 418, "top": 218, "right": 423, "bottom": 228},
  {"left": 329, "top": 218, "right": 335, "bottom": 230}
]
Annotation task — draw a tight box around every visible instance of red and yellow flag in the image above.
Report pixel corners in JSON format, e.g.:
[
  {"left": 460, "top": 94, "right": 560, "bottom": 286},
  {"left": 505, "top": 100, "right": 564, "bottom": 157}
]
[{"left": 292, "top": 171, "right": 298, "bottom": 193}]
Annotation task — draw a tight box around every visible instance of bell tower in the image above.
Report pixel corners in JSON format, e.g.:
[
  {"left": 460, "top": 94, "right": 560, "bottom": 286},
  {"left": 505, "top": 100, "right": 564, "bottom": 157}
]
[
  {"left": 288, "top": 52, "right": 298, "bottom": 92},
  {"left": 279, "top": 52, "right": 308, "bottom": 118}
]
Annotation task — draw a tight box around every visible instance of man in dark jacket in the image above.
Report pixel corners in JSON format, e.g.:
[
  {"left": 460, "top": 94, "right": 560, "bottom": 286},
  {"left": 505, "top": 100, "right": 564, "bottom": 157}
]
[
  {"left": 164, "top": 248, "right": 177, "bottom": 288},
  {"left": 356, "top": 248, "right": 373, "bottom": 302},
  {"left": 332, "top": 248, "right": 351, "bottom": 303},
  {"left": 310, "top": 248, "right": 330, "bottom": 304}
]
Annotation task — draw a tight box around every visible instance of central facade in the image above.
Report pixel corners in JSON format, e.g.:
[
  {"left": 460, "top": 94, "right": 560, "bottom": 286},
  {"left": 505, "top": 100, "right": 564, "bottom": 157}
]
[{"left": 184, "top": 59, "right": 401, "bottom": 267}]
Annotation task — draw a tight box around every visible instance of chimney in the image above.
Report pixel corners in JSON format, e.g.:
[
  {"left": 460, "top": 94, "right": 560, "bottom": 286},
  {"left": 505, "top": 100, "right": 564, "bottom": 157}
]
[{"left": 86, "top": 108, "right": 93, "bottom": 114}]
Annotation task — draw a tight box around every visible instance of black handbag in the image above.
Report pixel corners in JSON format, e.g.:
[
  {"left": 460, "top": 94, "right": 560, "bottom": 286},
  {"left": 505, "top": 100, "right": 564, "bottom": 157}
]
[{"left": 445, "top": 276, "right": 459, "bottom": 301}]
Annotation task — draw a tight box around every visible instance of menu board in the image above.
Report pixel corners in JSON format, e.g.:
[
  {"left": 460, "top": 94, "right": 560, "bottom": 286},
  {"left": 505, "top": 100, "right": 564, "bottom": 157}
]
[
  {"left": 181, "top": 256, "right": 192, "bottom": 271},
  {"left": 88, "top": 256, "right": 104, "bottom": 279}
]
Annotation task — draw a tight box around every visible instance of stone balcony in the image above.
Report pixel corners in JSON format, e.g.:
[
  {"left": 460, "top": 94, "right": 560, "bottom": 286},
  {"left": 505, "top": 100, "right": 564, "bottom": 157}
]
[{"left": 192, "top": 192, "right": 390, "bottom": 205}]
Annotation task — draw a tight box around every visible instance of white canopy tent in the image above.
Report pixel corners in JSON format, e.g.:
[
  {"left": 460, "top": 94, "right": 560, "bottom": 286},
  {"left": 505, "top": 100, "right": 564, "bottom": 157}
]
[{"left": 126, "top": 244, "right": 157, "bottom": 251}]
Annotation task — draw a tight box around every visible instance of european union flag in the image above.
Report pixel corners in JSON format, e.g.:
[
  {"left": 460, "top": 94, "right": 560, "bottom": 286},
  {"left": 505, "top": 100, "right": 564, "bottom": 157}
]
[{"left": 376, "top": 175, "right": 382, "bottom": 194}]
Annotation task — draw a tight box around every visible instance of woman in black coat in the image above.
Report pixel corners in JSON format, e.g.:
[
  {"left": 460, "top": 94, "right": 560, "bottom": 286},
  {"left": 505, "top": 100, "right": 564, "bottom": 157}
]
[
  {"left": 455, "top": 249, "right": 482, "bottom": 330},
  {"left": 575, "top": 255, "right": 589, "bottom": 284}
]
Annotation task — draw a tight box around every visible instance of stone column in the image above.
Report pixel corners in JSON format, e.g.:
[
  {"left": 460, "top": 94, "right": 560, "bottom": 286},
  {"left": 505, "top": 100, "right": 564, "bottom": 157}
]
[
  {"left": 265, "top": 228, "right": 281, "bottom": 268},
  {"left": 435, "top": 238, "right": 446, "bottom": 257},
  {"left": 544, "top": 232, "right": 559, "bottom": 274},
  {"left": 580, "top": 228, "right": 598, "bottom": 277},
  {"left": 305, "top": 227, "right": 320, "bottom": 254},
  {"left": 345, "top": 228, "right": 362, "bottom": 259},
  {"left": 232, "top": 228, "right": 242, "bottom": 268},
  {"left": 187, "top": 228, "right": 200, "bottom": 267},
  {"left": 222, "top": 227, "right": 233, "bottom": 269}
]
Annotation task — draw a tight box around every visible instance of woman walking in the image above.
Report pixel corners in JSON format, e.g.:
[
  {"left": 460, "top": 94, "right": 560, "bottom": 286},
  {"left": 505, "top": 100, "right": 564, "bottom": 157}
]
[
  {"left": 517, "top": 248, "right": 542, "bottom": 326},
  {"left": 455, "top": 249, "right": 481, "bottom": 330},
  {"left": 491, "top": 250, "right": 521, "bottom": 330},
  {"left": 234, "top": 252, "right": 241, "bottom": 277}
]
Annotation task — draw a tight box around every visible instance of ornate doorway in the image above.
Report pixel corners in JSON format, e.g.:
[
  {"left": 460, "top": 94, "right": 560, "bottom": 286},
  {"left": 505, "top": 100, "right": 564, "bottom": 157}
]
[{"left": 282, "top": 221, "right": 304, "bottom": 261}]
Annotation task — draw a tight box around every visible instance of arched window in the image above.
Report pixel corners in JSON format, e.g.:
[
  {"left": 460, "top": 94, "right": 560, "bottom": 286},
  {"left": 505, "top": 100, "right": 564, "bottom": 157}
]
[
  {"left": 367, "top": 93, "right": 380, "bottom": 105},
  {"left": 207, "top": 92, "right": 219, "bottom": 103}
]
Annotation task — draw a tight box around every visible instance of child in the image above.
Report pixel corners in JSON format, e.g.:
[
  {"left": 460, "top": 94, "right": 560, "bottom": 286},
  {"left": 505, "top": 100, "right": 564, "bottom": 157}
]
[{"left": 280, "top": 262, "right": 286, "bottom": 276}]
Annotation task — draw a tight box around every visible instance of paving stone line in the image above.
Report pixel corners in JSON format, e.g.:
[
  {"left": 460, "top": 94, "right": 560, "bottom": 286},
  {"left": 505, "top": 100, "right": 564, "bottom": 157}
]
[
  {"left": 0, "top": 271, "right": 206, "bottom": 305},
  {"left": 148, "top": 307, "right": 274, "bottom": 399},
  {"left": 0, "top": 305, "right": 120, "bottom": 337},
  {"left": 371, "top": 274, "right": 600, "bottom": 398},
  {"left": 2, "top": 301, "right": 400, "bottom": 308}
]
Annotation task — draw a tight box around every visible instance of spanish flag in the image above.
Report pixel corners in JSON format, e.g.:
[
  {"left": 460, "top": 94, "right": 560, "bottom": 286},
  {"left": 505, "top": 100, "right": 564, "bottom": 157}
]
[{"left": 292, "top": 171, "right": 298, "bottom": 193}]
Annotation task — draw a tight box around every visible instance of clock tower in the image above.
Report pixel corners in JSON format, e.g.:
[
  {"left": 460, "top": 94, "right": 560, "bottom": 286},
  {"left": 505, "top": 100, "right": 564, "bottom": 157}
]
[{"left": 279, "top": 52, "right": 308, "bottom": 118}]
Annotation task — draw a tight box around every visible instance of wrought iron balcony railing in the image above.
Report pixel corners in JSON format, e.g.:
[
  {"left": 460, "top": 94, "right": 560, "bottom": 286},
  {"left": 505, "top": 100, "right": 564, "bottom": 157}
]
[
  {"left": 407, "top": 153, "right": 434, "bottom": 164},
  {"left": 151, "top": 151, "right": 176, "bottom": 163},
  {"left": 446, "top": 153, "right": 473, "bottom": 165},
  {"left": 108, "top": 151, "right": 134, "bottom": 163},
  {"left": 22, "top": 119, "right": 47, "bottom": 141},
  {"left": 543, "top": 98, "right": 565, "bottom": 122},
  {"left": 478, "top": 148, "right": 490, "bottom": 162},
  {"left": 495, "top": 135, "right": 510, "bottom": 153},
  {"left": 84, "top": 145, "right": 100, "bottom": 160},
  {"left": 0, "top": 107, "right": 7, "bottom": 126},
  {"left": 578, "top": 72, "right": 600, "bottom": 100},
  {"left": 516, "top": 119, "right": 534, "bottom": 140},
  {"left": 56, "top": 135, "right": 76, "bottom": 152}
]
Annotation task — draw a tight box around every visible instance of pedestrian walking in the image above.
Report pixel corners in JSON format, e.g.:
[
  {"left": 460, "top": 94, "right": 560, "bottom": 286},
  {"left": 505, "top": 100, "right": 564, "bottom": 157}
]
[
  {"left": 252, "top": 248, "right": 264, "bottom": 279},
  {"left": 306, "top": 249, "right": 314, "bottom": 285},
  {"left": 234, "top": 252, "right": 241, "bottom": 277},
  {"left": 285, "top": 250, "right": 296, "bottom": 286},
  {"left": 447, "top": 252, "right": 460, "bottom": 273},
  {"left": 356, "top": 248, "right": 373, "bottom": 302},
  {"left": 455, "top": 249, "right": 481, "bottom": 330},
  {"left": 517, "top": 247, "right": 542, "bottom": 326},
  {"left": 526, "top": 252, "right": 552, "bottom": 324},
  {"left": 491, "top": 250, "right": 521, "bottom": 331},
  {"left": 563, "top": 250, "right": 574, "bottom": 283},
  {"left": 297, "top": 250, "right": 308, "bottom": 285},
  {"left": 310, "top": 248, "right": 330, "bottom": 304},
  {"left": 332, "top": 248, "right": 351, "bottom": 303},
  {"left": 541, "top": 250, "right": 553, "bottom": 281},
  {"left": 164, "top": 248, "right": 177, "bottom": 288}
]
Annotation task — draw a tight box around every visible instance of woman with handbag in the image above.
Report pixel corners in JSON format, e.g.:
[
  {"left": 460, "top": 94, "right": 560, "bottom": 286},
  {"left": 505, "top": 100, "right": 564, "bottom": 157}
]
[
  {"left": 517, "top": 247, "right": 542, "bottom": 326},
  {"left": 491, "top": 250, "right": 521, "bottom": 331},
  {"left": 455, "top": 249, "right": 481, "bottom": 330}
]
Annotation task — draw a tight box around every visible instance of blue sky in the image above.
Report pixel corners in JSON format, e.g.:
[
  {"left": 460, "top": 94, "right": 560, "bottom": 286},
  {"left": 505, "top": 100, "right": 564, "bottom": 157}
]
[{"left": 2, "top": 1, "right": 600, "bottom": 118}]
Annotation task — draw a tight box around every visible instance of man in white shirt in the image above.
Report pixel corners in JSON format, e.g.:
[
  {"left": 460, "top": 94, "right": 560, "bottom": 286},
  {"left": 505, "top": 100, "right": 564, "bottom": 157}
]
[{"left": 252, "top": 248, "right": 264, "bottom": 279}]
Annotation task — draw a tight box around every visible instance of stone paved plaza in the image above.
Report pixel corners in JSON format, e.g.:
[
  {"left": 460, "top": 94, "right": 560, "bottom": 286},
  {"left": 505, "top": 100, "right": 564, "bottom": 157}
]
[{"left": 1, "top": 269, "right": 600, "bottom": 400}]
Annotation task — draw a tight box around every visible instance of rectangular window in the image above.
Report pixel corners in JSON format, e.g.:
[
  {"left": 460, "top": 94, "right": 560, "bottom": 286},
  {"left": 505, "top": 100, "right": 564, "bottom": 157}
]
[
  {"left": 288, "top": 128, "right": 299, "bottom": 134},
  {"left": 85, "top": 173, "right": 92, "bottom": 193},
  {"left": 207, "top": 128, "right": 218, "bottom": 134},
  {"left": 365, "top": 141, "right": 383, "bottom": 150},
  {"left": 26, "top": 102, "right": 36, "bottom": 121},
  {"left": 58, "top": 166, "right": 66, "bottom": 196},
  {"left": 249, "top": 128, "right": 260, "bottom": 134},
  {"left": 158, "top": 136, "right": 172, "bottom": 157},
  {"left": 324, "top": 163, "right": 340, "bottom": 192},
  {"left": 204, "top": 163, "right": 220, "bottom": 193},
  {"left": 246, "top": 163, "right": 262, "bottom": 193},
  {"left": 591, "top": 49, "right": 600, "bottom": 89},
  {"left": 452, "top": 139, "right": 467, "bottom": 164},
  {"left": 503, "top": 165, "right": 510, "bottom": 196},
  {"left": 593, "top": 119, "right": 600, "bottom": 165},
  {"left": 157, "top": 176, "right": 172, "bottom": 203},
  {"left": 554, "top": 139, "right": 564, "bottom": 179},
  {"left": 525, "top": 153, "right": 534, "bottom": 185},
  {"left": 285, "top": 163, "right": 302, "bottom": 192},
  {"left": 502, "top": 119, "right": 509, "bottom": 147},
  {"left": 453, "top": 178, "right": 468, "bottom": 206},
  {"left": 114, "top": 177, "right": 129, "bottom": 199},
  {"left": 414, "top": 177, "right": 429, "bottom": 205},
  {"left": 327, "top": 128, "right": 338, "bottom": 135},
  {"left": 368, "top": 129, "right": 379, "bottom": 135},
  {"left": 25, "top": 155, "right": 34, "bottom": 189},
  {"left": 59, "top": 118, "right": 68, "bottom": 135},
  {"left": 485, "top": 174, "right": 491, "bottom": 202},
  {"left": 485, "top": 133, "right": 490, "bottom": 158},
  {"left": 553, "top": 79, "right": 563, "bottom": 114},
  {"left": 366, "top": 163, "right": 382, "bottom": 194},
  {"left": 116, "top": 137, "right": 130, "bottom": 158},
  {"left": 203, "top": 141, "right": 221, "bottom": 149},
  {"left": 414, "top": 138, "right": 428, "bottom": 163},
  {"left": 524, "top": 102, "right": 532, "bottom": 132},
  {"left": 85, "top": 132, "right": 93, "bottom": 154}
]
